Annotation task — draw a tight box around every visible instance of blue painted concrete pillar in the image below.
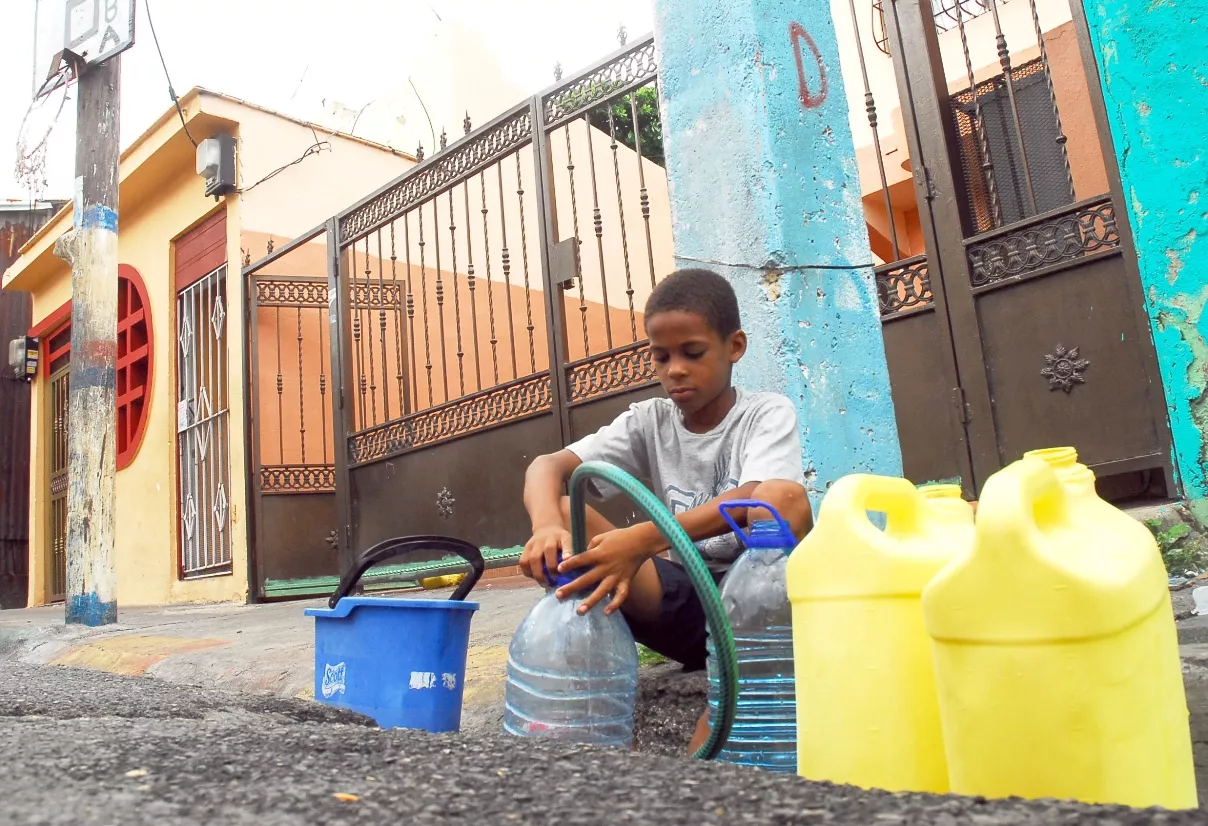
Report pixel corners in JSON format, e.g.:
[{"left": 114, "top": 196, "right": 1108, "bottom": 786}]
[
  {"left": 1081, "top": 2, "right": 1208, "bottom": 507},
  {"left": 654, "top": 0, "right": 902, "bottom": 507}
]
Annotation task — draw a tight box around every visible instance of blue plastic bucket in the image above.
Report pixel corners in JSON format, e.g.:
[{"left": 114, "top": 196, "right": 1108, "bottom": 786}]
[{"left": 305, "top": 536, "right": 484, "bottom": 733}]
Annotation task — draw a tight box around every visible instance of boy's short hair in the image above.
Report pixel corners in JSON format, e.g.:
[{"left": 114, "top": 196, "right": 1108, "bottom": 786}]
[{"left": 644, "top": 269, "right": 741, "bottom": 337}]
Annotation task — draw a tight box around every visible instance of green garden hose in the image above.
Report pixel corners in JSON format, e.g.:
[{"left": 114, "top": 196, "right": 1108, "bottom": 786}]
[{"left": 569, "top": 461, "right": 738, "bottom": 761}]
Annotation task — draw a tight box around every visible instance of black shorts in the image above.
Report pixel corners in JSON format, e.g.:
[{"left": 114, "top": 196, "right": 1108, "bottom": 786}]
[{"left": 623, "top": 556, "right": 726, "bottom": 672}]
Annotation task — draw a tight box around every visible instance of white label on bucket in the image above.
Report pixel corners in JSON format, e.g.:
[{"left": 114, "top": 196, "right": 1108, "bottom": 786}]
[
  {"left": 322, "top": 662, "right": 347, "bottom": 698},
  {"left": 409, "top": 671, "right": 437, "bottom": 690},
  {"left": 442, "top": 672, "right": 457, "bottom": 690}
]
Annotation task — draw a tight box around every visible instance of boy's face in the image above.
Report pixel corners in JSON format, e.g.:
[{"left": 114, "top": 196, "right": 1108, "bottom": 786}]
[{"left": 646, "top": 310, "right": 746, "bottom": 415}]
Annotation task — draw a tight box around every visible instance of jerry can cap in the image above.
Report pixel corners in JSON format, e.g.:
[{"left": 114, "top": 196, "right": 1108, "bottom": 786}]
[{"left": 719, "top": 500, "right": 797, "bottom": 551}]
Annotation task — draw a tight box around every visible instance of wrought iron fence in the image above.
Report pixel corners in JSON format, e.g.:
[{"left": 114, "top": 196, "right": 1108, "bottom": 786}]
[
  {"left": 339, "top": 102, "right": 547, "bottom": 442},
  {"left": 246, "top": 228, "right": 337, "bottom": 495},
  {"left": 543, "top": 40, "right": 669, "bottom": 369},
  {"left": 965, "top": 196, "right": 1118, "bottom": 287},
  {"left": 873, "top": 0, "right": 1012, "bottom": 54},
  {"left": 843, "top": 0, "right": 1107, "bottom": 316},
  {"left": 332, "top": 36, "right": 666, "bottom": 467}
]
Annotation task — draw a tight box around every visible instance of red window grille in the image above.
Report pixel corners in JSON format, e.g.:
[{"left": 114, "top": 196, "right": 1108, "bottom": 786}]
[
  {"left": 37, "top": 264, "right": 154, "bottom": 471},
  {"left": 116, "top": 264, "right": 153, "bottom": 468}
]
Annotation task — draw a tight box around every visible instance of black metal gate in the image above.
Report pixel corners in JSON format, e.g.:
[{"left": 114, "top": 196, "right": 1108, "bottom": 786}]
[
  {"left": 846, "top": 0, "right": 1171, "bottom": 495},
  {"left": 243, "top": 36, "right": 670, "bottom": 590},
  {"left": 243, "top": 230, "right": 342, "bottom": 597},
  {"left": 331, "top": 36, "right": 668, "bottom": 570}
]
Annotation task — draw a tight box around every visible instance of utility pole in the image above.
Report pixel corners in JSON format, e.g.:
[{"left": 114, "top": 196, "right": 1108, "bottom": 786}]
[{"left": 52, "top": 55, "right": 121, "bottom": 626}]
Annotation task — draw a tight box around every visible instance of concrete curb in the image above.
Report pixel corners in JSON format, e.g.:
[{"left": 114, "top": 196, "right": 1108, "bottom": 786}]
[{"left": 0, "top": 583, "right": 541, "bottom": 733}]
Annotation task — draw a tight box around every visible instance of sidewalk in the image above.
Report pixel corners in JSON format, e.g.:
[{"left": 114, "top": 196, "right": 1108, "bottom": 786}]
[{"left": 0, "top": 576, "right": 542, "bottom": 735}]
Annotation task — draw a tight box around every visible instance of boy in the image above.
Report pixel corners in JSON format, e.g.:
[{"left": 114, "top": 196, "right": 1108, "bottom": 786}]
[{"left": 519, "top": 268, "right": 811, "bottom": 751}]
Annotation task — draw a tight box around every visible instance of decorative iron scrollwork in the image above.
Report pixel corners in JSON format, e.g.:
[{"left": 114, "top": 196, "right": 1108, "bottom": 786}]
[
  {"left": 967, "top": 198, "right": 1119, "bottom": 287},
  {"left": 1041, "top": 344, "right": 1089, "bottom": 393},
  {"left": 437, "top": 488, "right": 456, "bottom": 519},
  {"left": 349, "top": 373, "right": 553, "bottom": 465},
  {"left": 542, "top": 38, "right": 657, "bottom": 125},
  {"left": 255, "top": 280, "right": 328, "bottom": 308},
  {"left": 339, "top": 107, "right": 534, "bottom": 245},
  {"left": 259, "top": 464, "right": 337, "bottom": 494},
  {"left": 568, "top": 344, "right": 657, "bottom": 403},
  {"left": 875, "top": 257, "right": 933, "bottom": 317},
  {"left": 350, "top": 282, "right": 403, "bottom": 310}
]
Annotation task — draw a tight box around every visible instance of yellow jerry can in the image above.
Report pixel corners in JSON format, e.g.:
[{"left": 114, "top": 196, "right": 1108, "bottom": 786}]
[
  {"left": 923, "top": 449, "right": 1196, "bottom": 809},
  {"left": 787, "top": 474, "right": 973, "bottom": 793}
]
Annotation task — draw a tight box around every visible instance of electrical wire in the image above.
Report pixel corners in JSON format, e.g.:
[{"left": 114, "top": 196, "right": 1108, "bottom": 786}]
[
  {"left": 408, "top": 77, "right": 437, "bottom": 151},
  {"left": 238, "top": 139, "right": 331, "bottom": 194},
  {"left": 143, "top": 0, "right": 197, "bottom": 146}
]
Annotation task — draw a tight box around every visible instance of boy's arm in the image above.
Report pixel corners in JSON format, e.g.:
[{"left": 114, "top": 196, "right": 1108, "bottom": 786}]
[
  {"left": 525, "top": 449, "right": 581, "bottom": 532},
  {"left": 555, "top": 484, "right": 762, "bottom": 615},
  {"left": 520, "top": 449, "right": 582, "bottom": 585},
  {"left": 625, "top": 483, "right": 762, "bottom": 554}
]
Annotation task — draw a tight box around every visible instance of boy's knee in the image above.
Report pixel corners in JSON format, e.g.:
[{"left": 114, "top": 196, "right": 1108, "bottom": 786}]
[{"left": 750, "top": 480, "right": 813, "bottom": 536}]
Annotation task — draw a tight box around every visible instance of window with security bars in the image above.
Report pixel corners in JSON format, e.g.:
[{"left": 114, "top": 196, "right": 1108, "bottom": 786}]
[{"left": 951, "top": 57, "right": 1076, "bottom": 234}]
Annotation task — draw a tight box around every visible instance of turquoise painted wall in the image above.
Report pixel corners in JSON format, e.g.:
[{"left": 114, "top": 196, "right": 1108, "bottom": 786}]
[
  {"left": 1082, "top": 0, "right": 1208, "bottom": 501},
  {"left": 654, "top": 0, "right": 903, "bottom": 509}
]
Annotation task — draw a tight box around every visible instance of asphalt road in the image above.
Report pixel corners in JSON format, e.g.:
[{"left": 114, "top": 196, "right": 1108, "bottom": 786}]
[{"left": 1, "top": 663, "right": 1201, "bottom": 825}]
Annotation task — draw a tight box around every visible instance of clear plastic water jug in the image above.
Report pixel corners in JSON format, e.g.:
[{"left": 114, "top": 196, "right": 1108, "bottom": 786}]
[
  {"left": 504, "top": 561, "right": 639, "bottom": 748},
  {"left": 705, "top": 501, "right": 797, "bottom": 773}
]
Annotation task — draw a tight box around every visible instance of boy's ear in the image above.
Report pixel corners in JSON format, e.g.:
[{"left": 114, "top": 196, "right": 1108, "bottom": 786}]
[{"left": 729, "top": 330, "right": 748, "bottom": 363}]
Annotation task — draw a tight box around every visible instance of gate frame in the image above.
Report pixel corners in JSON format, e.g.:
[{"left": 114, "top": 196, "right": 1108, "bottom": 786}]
[
  {"left": 1064, "top": 0, "right": 1174, "bottom": 491},
  {"left": 240, "top": 34, "right": 669, "bottom": 592},
  {"left": 879, "top": 0, "right": 1174, "bottom": 494},
  {"left": 241, "top": 221, "right": 344, "bottom": 598},
  {"left": 329, "top": 34, "right": 662, "bottom": 569}
]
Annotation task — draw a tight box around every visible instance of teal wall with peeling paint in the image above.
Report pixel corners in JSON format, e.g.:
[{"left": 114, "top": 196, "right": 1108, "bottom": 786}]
[
  {"left": 654, "top": 0, "right": 902, "bottom": 509},
  {"left": 1082, "top": 0, "right": 1208, "bottom": 502}
]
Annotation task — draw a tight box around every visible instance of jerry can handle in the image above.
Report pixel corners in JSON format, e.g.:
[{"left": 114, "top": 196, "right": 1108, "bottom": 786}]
[
  {"left": 718, "top": 500, "right": 796, "bottom": 550},
  {"left": 328, "top": 535, "right": 485, "bottom": 609},
  {"left": 819, "top": 475, "right": 925, "bottom": 539}
]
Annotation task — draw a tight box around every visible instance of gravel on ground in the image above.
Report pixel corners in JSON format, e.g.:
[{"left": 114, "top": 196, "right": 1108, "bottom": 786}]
[{"left": 3, "top": 662, "right": 1204, "bottom": 825}]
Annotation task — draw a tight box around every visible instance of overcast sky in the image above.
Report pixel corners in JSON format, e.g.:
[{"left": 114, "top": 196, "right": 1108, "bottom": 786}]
[{"left": 4, "top": 0, "right": 655, "bottom": 202}]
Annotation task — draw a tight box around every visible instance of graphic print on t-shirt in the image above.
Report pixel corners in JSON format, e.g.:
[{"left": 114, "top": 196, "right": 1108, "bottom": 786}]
[{"left": 664, "top": 453, "right": 740, "bottom": 561}]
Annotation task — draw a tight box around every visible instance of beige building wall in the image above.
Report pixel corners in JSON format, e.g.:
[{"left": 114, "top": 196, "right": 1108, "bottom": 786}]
[{"left": 3, "top": 90, "right": 422, "bottom": 607}]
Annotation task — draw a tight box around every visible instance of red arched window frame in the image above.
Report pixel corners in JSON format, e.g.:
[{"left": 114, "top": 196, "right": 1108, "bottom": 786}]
[
  {"left": 32, "top": 264, "right": 154, "bottom": 471},
  {"left": 116, "top": 264, "right": 153, "bottom": 469}
]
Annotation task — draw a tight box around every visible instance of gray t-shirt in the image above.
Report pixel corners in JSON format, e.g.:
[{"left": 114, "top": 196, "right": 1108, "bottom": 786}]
[{"left": 566, "top": 389, "right": 804, "bottom": 571}]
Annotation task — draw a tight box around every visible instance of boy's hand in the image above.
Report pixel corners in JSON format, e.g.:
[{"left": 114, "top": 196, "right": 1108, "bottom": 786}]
[
  {"left": 520, "top": 526, "right": 573, "bottom": 586},
  {"left": 557, "top": 525, "right": 652, "bottom": 615}
]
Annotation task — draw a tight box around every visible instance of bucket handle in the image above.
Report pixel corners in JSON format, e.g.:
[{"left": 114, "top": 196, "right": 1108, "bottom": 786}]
[{"left": 328, "top": 535, "right": 485, "bottom": 609}]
